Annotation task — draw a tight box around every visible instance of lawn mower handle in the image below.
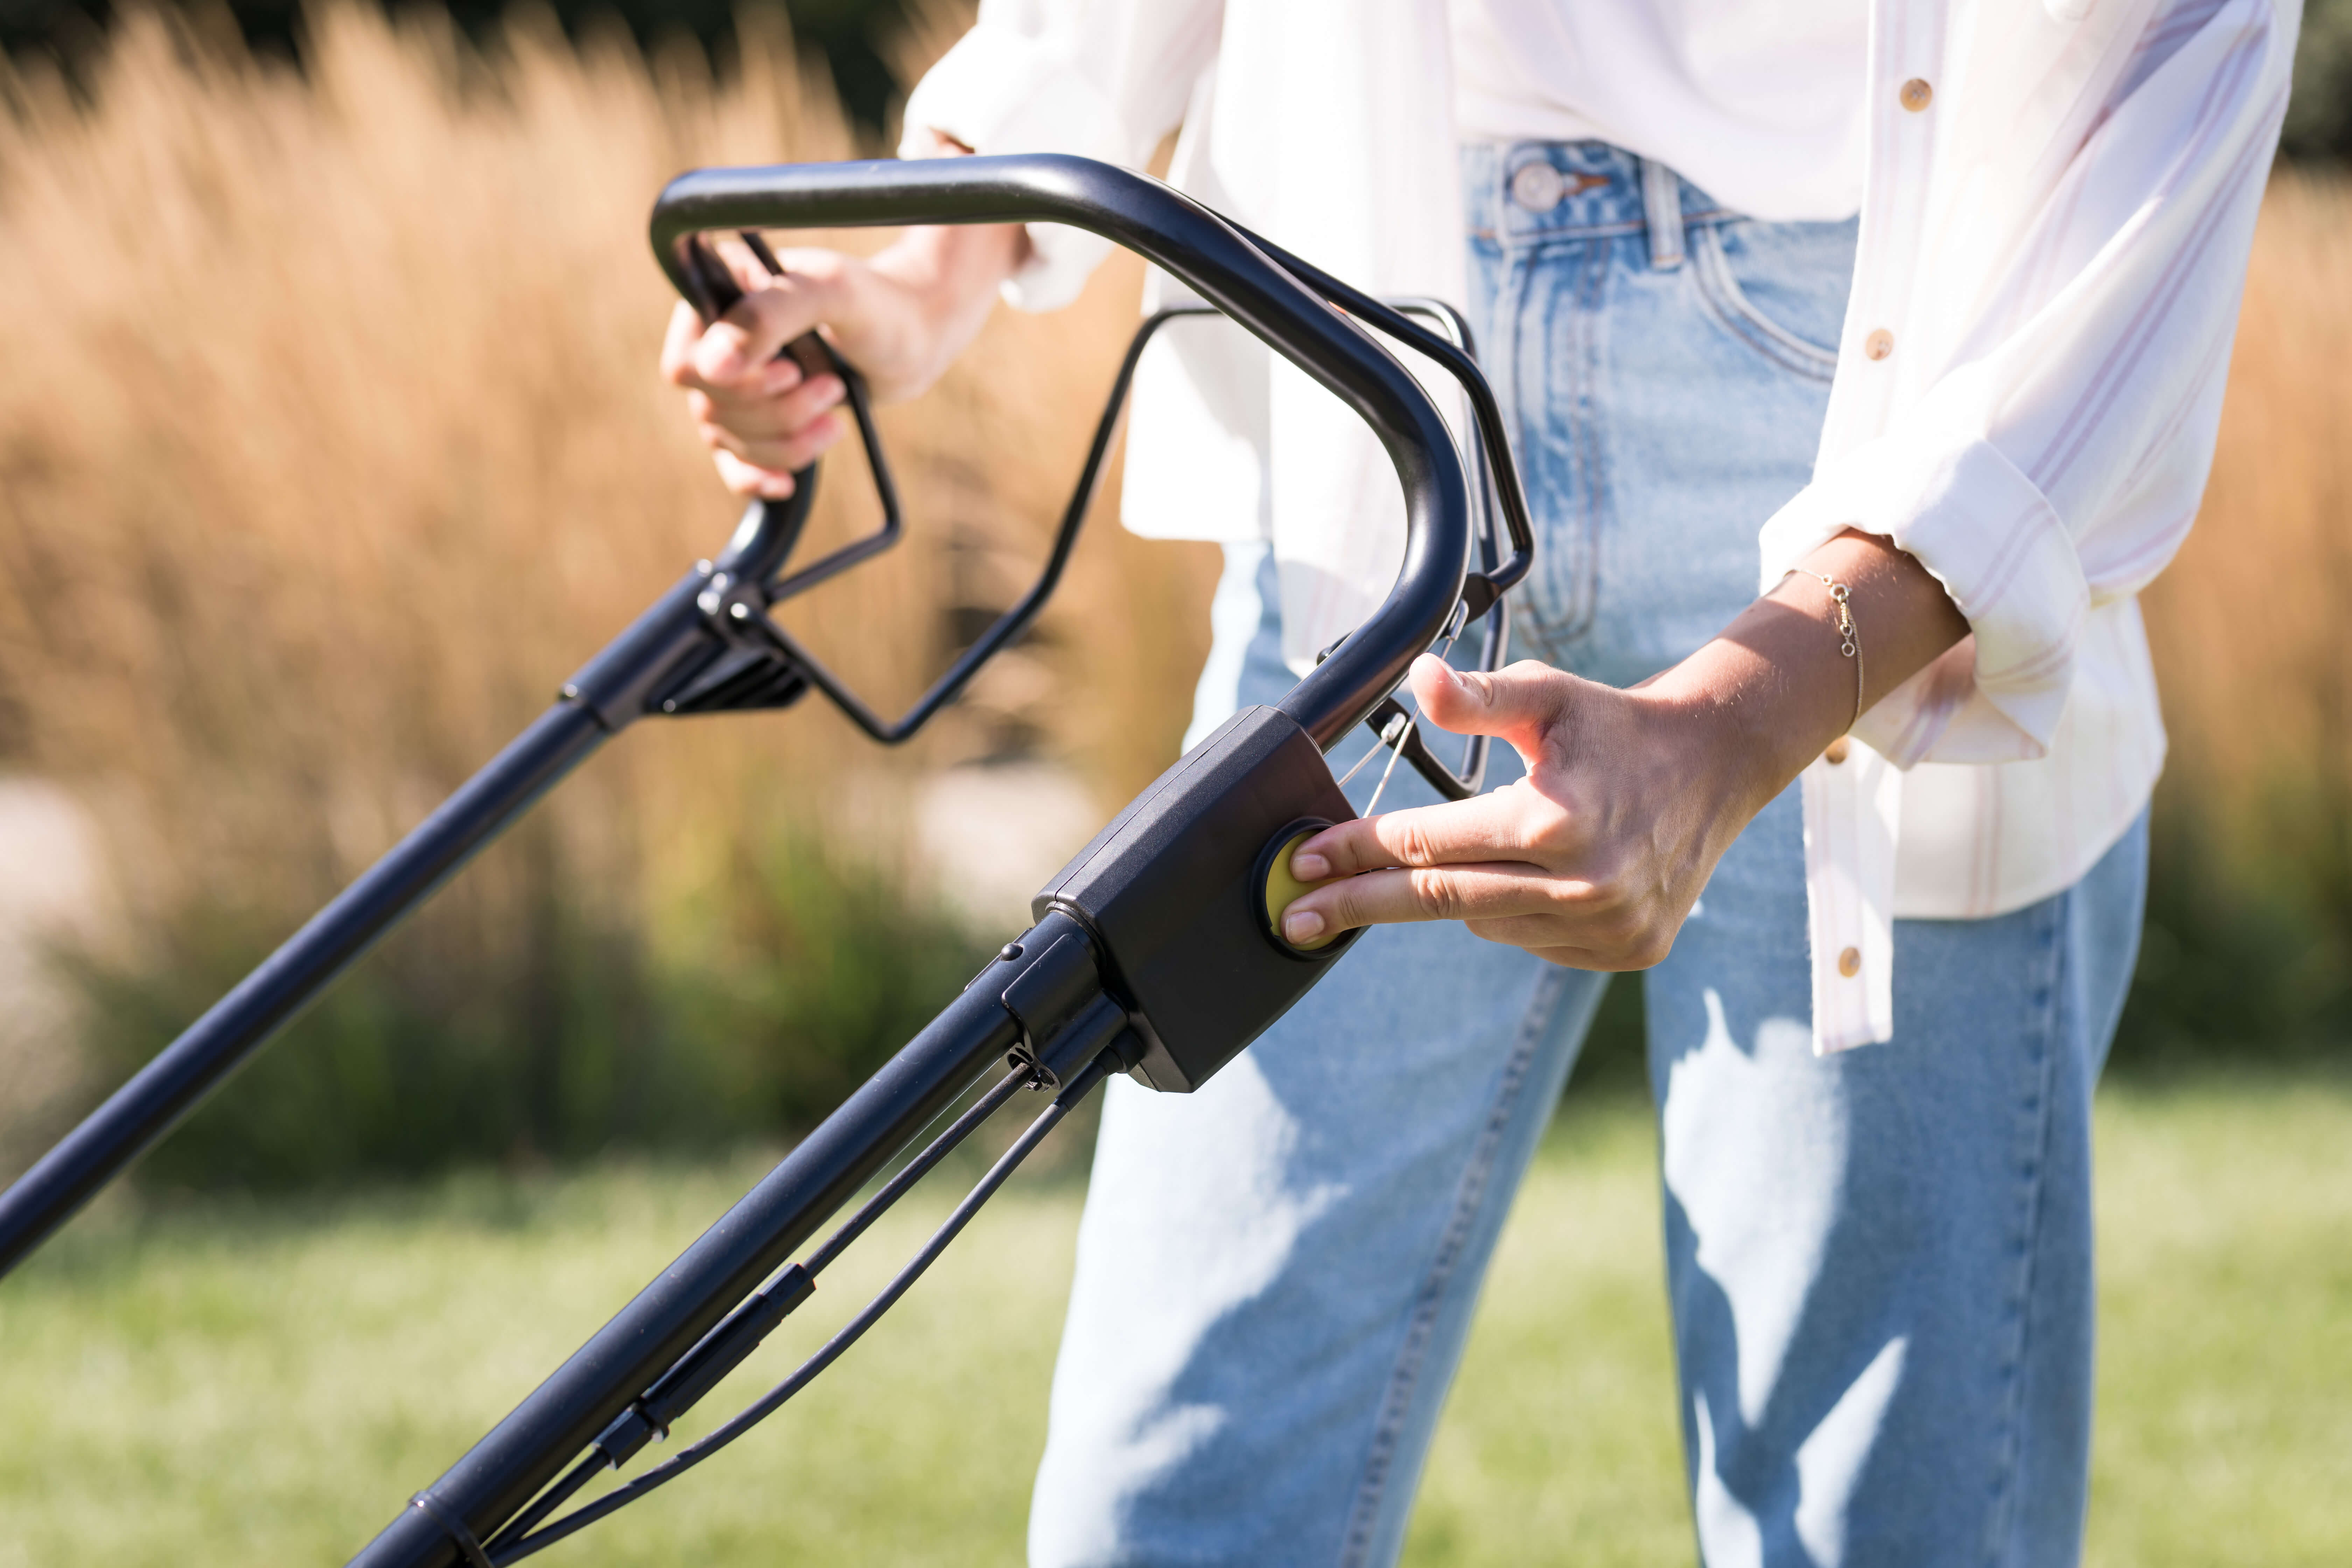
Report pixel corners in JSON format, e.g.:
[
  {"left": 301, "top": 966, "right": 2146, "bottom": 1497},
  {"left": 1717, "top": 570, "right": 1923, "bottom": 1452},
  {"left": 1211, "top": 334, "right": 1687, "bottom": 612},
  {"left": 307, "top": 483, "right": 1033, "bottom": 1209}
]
[{"left": 650, "top": 153, "right": 1475, "bottom": 753}]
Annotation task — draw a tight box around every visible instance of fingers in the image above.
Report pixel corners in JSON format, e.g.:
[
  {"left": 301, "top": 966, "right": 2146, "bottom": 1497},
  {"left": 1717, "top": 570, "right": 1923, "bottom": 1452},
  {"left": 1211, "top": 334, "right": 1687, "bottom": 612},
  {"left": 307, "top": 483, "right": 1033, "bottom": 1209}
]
[
  {"left": 1276, "top": 866, "right": 1673, "bottom": 971},
  {"left": 1277, "top": 862, "right": 1575, "bottom": 944},
  {"left": 699, "top": 287, "right": 824, "bottom": 387},
  {"left": 1469, "top": 913, "right": 1673, "bottom": 971},
  {"left": 659, "top": 300, "right": 702, "bottom": 386},
  {"left": 1289, "top": 783, "right": 1566, "bottom": 881},
  {"left": 686, "top": 371, "right": 844, "bottom": 436},
  {"left": 668, "top": 303, "right": 815, "bottom": 401},
  {"left": 662, "top": 270, "right": 847, "bottom": 393},
  {"left": 702, "top": 415, "right": 846, "bottom": 479},
  {"left": 689, "top": 374, "right": 848, "bottom": 470},
  {"left": 713, "top": 450, "right": 798, "bottom": 501},
  {"left": 1463, "top": 915, "right": 1620, "bottom": 961},
  {"left": 663, "top": 270, "right": 853, "bottom": 496}
]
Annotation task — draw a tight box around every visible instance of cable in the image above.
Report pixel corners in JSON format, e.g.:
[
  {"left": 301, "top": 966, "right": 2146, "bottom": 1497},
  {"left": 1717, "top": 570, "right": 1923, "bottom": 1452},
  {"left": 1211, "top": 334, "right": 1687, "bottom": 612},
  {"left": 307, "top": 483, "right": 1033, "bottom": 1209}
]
[
  {"left": 488, "top": 1048, "right": 1120, "bottom": 1565},
  {"left": 1336, "top": 710, "right": 1412, "bottom": 791},
  {"left": 483, "top": 1450, "right": 605, "bottom": 1556},
  {"left": 1362, "top": 717, "right": 1414, "bottom": 818},
  {"left": 804, "top": 1065, "right": 1034, "bottom": 1278},
  {"left": 483, "top": 1064, "right": 1035, "bottom": 1555}
]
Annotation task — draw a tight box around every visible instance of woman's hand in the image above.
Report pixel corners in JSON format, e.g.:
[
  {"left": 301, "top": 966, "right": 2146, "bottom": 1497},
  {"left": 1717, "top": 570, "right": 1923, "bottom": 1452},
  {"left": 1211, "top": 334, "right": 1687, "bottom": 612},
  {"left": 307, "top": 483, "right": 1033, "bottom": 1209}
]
[
  {"left": 1278, "top": 655, "right": 1771, "bottom": 967},
  {"left": 1279, "top": 530, "right": 1972, "bottom": 966},
  {"left": 659, "top": 136, "right": 1027, "bottom": 499}
]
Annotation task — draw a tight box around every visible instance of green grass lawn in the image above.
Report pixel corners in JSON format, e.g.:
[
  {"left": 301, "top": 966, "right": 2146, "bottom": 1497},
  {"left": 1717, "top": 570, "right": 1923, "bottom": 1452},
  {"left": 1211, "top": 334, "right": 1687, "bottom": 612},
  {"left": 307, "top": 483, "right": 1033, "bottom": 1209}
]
[{"left": 1, "top": 1076, "right": 2347, "bottom": 1566}]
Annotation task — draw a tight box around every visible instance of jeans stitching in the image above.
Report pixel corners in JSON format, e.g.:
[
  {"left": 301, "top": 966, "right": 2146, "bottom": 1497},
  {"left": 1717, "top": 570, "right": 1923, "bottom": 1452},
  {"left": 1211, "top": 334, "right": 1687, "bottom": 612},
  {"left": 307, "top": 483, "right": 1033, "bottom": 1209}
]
[
  {"left": 1980, "top": 891, "right": 2068, "bottom": 1566},
  {"left": 1334, "top": 968, "right": 1569, "bottom": 1568},
  {"left": 1500, "top": 237, "right": 1551, "bottom": 657},
  {"left": 1467, "top": 209, "right": 1738, "bottom": 247},
  {"left": 1520, "top": 238, "right": 1611, "bottom": 656},
  {"left": 1688, "top": 222, "right": 1842, "bottom": 383},
  {"left": 1564, "top": 238, "right": 1610, "bottom": 645}
]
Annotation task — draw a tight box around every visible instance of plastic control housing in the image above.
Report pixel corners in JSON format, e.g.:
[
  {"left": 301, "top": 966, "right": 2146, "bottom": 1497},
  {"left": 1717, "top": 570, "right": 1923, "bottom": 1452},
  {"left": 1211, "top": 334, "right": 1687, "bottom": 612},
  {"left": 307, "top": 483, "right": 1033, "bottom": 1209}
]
[{"left": 1031, "top": 705, "right": 1360, "bottom": 1092}]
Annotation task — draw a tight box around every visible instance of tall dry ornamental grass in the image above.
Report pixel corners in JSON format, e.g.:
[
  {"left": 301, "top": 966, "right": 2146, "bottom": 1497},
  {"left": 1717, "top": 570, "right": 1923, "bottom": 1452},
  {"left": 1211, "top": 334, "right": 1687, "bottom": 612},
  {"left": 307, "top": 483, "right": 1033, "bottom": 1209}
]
[
  {"left": 2148, "top": 175, "right": 2352, "bottom": 845},
  {"left": 0, "top": 2, "right": 1215, "bottom": 1182}
]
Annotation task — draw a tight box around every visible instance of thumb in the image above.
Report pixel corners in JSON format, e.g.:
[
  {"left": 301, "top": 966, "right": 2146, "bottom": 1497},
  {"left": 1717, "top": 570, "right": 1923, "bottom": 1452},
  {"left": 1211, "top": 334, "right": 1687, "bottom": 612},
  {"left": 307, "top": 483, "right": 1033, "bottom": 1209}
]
[
  {"left": 693, "top": 275, "right": 832, "bottom": 386},
  {"left": 1410, "top": 655, "right": 1569, "bottom": 741}
]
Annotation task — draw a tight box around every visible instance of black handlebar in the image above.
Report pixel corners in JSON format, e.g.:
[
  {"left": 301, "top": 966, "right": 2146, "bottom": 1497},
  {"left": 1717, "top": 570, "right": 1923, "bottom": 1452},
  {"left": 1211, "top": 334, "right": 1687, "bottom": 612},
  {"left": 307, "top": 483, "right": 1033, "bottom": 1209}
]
[{"left": 649, "top": 153, "right": 1475, "bottom": 755}]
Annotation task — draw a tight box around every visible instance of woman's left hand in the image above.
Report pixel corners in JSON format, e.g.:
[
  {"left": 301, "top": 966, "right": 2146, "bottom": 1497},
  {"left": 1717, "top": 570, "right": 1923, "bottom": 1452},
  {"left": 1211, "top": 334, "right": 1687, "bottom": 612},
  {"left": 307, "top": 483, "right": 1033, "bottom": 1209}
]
[
  {"left": 1279, "top": 531, "right": 1973, "bottom": 968},
  {"left": 1278, "top": 654, "right": 1774, "bottom": 968}
]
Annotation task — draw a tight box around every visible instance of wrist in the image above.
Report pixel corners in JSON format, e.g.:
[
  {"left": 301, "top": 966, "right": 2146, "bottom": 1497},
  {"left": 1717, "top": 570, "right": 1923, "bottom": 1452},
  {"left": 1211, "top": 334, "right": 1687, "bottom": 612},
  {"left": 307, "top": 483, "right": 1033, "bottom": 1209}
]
[
  {"left": 867, "top": 223, "right": 1025, "bottom": 369},
  {"left": 877, "top": 130, "right": 1031, "bottom": 335},
  {"left": 1629, "top": 530, "right": 1972, "bottom": 819},
  {"left": 1636, "top": 635, "right": 1845, "bottom": 819}
]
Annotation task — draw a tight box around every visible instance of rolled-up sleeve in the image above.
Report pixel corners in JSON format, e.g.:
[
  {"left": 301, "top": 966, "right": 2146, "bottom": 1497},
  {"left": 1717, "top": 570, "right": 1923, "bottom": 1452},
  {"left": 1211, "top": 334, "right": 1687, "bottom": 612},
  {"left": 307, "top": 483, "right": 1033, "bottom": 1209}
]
[
  {"left": 899, "top": 0, "right": 1224, "bottom": 311},
  {"left": 1759, "top": 0, "right": 2295, "bottom": 767}
]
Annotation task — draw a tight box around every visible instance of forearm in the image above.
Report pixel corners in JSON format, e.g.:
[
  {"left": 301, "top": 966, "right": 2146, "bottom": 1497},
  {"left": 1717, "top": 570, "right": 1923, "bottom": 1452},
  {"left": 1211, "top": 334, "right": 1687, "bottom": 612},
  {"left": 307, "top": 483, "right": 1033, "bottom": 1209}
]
[
  {"left": 865, "top": 223, "right": 1028, "bottom": 372},
  {"left": 869, "top": 132, "right": 1033, "bottom": 377},
  {"left": 1642, "top": 530, "right": 1969, "bottom": 817}
]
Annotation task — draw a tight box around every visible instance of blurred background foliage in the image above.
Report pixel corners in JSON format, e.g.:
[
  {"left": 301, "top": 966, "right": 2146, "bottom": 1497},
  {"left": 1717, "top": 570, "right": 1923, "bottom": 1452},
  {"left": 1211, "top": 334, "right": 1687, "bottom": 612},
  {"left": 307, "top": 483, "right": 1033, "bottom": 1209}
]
[
  {"left": 15, "top": 0, "right": 2352, "bottom": 161},
  {"left": 0, "top": 0, "right": 925, "bottom": 133},
  {"left": 0, "top": 0, "right": 2345, "bottom": 1194},
  {"left": 58, "top": 825, "right": 993, "bottom": 1186},
  {"left": 2289, "top": 0, "right": 2352, "bottom": 162}
]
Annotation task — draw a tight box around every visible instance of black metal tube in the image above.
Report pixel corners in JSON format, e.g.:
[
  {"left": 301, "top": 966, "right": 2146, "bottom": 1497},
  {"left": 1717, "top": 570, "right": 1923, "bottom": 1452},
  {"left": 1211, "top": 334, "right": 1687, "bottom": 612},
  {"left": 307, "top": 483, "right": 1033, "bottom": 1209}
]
[
  {"left": 345, "top": 920, "right": 1077, "bottom": 1568},
  {"left": 0, "top": 698, "right": 609, "bottom": 1277}
]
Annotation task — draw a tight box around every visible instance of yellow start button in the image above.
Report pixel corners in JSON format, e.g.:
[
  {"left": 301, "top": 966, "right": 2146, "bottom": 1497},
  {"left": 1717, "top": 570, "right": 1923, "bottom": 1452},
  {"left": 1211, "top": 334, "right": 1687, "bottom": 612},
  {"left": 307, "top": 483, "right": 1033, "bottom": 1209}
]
[{"left": 1262, "top": 825, "right": 1344, "bottom": 953}]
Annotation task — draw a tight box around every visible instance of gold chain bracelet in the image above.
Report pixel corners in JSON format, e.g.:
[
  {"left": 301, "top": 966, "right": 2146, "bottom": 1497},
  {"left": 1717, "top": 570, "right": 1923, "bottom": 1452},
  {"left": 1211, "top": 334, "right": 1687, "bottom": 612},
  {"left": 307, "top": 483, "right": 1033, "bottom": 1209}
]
[{"left": 1781, "top": 569, "right": 1865, "bottom": 734}]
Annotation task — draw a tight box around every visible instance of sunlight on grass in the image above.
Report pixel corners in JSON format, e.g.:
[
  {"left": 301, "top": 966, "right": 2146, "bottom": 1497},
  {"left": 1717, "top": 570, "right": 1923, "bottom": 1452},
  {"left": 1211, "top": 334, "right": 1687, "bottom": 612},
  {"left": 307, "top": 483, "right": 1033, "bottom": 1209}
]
[
  {"left": 2086, "top": 1079, "right": 2352, "bottom": 1567},
  {"left": 1, "top": 1079, "right": 2346, "bottom": 1565}
]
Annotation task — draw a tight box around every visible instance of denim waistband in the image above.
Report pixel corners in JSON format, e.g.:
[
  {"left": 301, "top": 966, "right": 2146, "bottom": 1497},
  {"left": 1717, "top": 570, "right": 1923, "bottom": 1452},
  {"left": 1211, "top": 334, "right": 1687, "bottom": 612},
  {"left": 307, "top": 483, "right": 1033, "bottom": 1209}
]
[{"left": 1462, "top": 141, "right": 1739, "bottom": 268}]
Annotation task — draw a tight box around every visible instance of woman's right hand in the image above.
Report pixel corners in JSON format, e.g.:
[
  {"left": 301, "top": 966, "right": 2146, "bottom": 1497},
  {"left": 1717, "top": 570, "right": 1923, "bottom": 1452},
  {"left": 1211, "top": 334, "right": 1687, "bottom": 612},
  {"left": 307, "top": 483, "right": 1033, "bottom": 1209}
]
[{"left": 659, "top": 139, "right": 1029, "bottom": 500}]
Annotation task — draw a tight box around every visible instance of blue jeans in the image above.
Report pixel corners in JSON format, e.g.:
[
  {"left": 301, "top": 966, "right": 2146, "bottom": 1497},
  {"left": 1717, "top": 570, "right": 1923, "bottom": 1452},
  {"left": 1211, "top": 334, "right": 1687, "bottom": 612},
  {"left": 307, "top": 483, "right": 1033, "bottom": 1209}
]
[{"left": 1028, "top": 143, "right": 2148, "bottom": 1568}]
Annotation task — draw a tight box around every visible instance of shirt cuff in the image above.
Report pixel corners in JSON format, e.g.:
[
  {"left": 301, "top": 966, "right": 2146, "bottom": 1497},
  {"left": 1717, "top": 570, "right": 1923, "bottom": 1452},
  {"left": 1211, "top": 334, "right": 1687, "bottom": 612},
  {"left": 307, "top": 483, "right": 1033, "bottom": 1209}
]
[
  {"left": 898, "top": 23, "right": 1130, "bottom": 313},
  {"left": 1758, "top": 428, "right": 2090, "bottom": 768}
]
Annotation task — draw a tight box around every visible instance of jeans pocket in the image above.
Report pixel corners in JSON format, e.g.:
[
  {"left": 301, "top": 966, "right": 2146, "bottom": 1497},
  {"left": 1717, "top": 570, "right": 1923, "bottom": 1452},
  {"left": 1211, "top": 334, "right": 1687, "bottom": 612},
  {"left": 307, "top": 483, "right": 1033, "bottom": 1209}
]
[{"left": 1688, "top": 219, "right": 1848, "bottom": 384}]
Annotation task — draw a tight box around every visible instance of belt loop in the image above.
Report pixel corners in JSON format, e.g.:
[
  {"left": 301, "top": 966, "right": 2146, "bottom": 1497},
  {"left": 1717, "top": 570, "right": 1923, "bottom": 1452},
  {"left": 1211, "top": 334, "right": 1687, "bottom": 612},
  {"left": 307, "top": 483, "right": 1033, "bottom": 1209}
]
[{"left": 1640, "top": 157, "right": 1686, "bottom": 271}]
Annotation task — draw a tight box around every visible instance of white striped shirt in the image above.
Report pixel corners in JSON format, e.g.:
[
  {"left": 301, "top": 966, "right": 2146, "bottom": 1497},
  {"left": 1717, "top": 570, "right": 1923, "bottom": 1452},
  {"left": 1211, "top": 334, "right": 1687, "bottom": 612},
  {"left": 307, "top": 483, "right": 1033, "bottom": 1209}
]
[{"left": 905, "top": 0, "right": 2297, "bottom": 1052}]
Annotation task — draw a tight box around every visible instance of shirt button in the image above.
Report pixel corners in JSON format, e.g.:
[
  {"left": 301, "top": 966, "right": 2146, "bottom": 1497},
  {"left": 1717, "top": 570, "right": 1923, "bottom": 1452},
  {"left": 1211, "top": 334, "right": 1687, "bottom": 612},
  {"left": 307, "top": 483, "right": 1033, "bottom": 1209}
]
[
  {"left": 1838, "top": 946, "right": 1862, "bottom": 978},
  {"left": 1900, "top": 78, "right": 1934, "bottom": 112},
  {"left": 1865, "top": 328, "right": 1895, "bottom": 360},
  {"left": 1825, "top": 737, "right": 1851, "bottom": 764},
  {"left": 1511, "top": 162, "right": 1565, "bottom": 211}
]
